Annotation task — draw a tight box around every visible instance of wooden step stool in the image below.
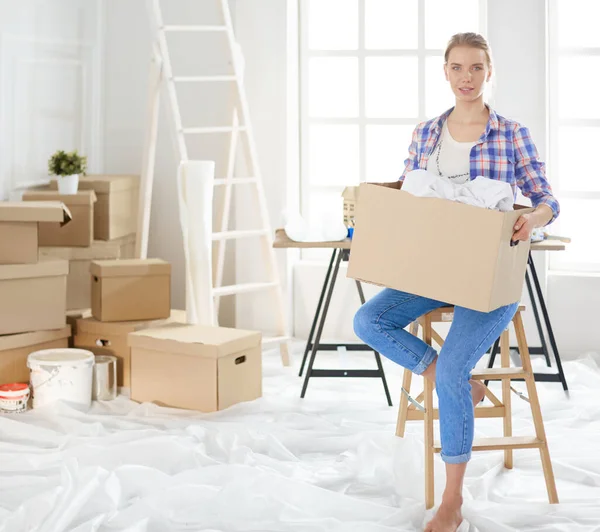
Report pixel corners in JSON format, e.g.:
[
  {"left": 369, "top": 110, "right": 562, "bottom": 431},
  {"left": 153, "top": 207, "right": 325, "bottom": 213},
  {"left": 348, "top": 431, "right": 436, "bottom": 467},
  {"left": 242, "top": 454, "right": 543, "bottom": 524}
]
[{"left": 395, "top": 306, "right": 558, "bottom": 509}]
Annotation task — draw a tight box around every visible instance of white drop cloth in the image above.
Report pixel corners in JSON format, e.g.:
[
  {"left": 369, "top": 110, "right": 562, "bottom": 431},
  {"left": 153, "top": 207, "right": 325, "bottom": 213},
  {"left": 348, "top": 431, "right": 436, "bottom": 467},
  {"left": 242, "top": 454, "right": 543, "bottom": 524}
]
[
  {"left": 403, "top": 169, "right": 515, "bottom": 212},
  {"left": 177, "top": 161, "right": 215, "bottom": 326},
  {"left": 0, "top": 348, "right": 599, "bottom": 531}
]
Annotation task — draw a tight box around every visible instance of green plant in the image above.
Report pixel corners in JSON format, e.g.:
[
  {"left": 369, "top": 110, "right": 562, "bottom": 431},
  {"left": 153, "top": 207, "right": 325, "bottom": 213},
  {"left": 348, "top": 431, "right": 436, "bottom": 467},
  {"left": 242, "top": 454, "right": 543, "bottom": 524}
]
[{"left": 48, "top": 150, "right": 87, "bottom": 177}]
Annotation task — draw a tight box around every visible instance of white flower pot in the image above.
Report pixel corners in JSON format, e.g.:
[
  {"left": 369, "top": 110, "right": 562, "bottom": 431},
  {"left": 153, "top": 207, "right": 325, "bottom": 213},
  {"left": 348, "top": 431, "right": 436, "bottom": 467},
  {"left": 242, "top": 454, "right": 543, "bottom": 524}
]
[{"left": 57, "top": 174, "right": 79, "bottom": 195}]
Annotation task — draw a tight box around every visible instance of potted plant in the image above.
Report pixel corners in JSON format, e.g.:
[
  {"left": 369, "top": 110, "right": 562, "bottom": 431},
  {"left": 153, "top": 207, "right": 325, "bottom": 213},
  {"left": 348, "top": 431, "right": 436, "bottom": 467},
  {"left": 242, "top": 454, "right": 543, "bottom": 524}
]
[{"left": 48, "top": 150, "right": 87, "bottom": 194}]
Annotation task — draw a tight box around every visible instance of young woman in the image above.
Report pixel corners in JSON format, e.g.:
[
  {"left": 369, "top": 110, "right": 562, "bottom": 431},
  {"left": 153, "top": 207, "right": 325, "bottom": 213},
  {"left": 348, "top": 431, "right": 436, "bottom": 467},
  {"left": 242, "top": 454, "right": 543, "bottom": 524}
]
[{"left": 353, "top": 33, "right": 559, "bottom": 532}]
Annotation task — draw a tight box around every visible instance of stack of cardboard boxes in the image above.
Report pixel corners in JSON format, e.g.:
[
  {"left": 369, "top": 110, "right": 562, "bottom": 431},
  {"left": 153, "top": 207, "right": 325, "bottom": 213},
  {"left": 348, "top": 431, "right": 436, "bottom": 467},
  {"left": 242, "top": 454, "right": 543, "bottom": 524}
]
[
  {"left": 1, "top": 174, "right": 264, "bottom": 414},
  {"left": 0, "top": 201, "right": 72, "bottom": 386}
]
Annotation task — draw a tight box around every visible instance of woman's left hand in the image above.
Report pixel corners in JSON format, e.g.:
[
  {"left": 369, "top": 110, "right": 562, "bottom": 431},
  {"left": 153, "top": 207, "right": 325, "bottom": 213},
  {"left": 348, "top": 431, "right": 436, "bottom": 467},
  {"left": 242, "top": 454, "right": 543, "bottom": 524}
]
[{"left": 512, "top": 213, "right": 535, "bottom": 243}]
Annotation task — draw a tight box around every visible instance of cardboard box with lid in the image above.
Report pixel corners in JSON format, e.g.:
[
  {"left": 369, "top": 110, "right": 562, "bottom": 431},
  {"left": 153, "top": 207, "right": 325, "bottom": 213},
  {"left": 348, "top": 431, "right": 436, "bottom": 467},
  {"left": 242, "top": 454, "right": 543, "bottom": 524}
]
[
  {"left": 0, "top": 258, "right": 68, "bottom": 335},
  {"left": 73, "top": 309, "right": 186, "bottom": 387},
  {"left": 346, "top": 182, "right": 534, "bottom": 313},
  {"left": 40, "top": 233, "right": 136, "bottom": 310},
  {"left": 127, "top": 322, "right": 262, "bottom": 412},
  {"left": 22, "top": 190, "right": 97, "bottom": 247},
  {"left": 90, "top": 258, "right": 171, "bottom": 322},
  {"left": 0, "top": 201, "right": 71, "bottom": 264},
  {"left": 0, "top": 327, "right": 71, "bottom": 386}
]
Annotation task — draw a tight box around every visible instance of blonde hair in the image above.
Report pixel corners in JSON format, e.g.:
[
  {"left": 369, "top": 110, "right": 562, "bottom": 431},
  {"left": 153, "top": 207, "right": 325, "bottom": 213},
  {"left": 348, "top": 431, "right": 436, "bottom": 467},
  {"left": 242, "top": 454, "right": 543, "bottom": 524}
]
[{"left": 444, "top": 32, "right": 492, "bottom": 68}]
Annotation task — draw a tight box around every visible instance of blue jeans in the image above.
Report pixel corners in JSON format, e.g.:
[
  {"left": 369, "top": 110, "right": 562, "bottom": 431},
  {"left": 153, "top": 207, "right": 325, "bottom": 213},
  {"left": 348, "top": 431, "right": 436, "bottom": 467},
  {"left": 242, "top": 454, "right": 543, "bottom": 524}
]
[{"left": 353, "top": 288, "right": 518, "bottom": 464}]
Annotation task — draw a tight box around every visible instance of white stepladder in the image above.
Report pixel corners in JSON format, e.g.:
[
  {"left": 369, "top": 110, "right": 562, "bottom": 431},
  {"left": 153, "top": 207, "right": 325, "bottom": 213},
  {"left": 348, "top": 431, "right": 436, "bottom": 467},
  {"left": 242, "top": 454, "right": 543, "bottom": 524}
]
[{"left": 136, "top": 0, "right": 291, "bottom": 366}]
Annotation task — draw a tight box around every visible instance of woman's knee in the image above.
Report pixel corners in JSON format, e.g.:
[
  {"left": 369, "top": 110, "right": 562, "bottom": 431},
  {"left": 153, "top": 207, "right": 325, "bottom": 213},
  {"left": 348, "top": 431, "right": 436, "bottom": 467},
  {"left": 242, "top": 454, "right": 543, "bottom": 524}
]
[
  {"left": 435, "top": 357, "right": 469, "bottom": 390},
  {"left": 353, "top": 303, "right": 377, "bottom": 340}
]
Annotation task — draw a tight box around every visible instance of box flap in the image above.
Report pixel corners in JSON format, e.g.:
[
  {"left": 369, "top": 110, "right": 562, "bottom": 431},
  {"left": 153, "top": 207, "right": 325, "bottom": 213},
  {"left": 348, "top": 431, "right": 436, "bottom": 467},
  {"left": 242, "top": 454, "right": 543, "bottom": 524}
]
[
  {"left": 76, "top": 174, "right": 140, "bottom": 193},
  {"left": 0, "top": 201, "right": 72, "bottom": 225},
  {"left": 90, "top": 258, "right": 171, "bottom": 278},
  {"left": 0, "top": 257, "right": 69, "bottom": 281},
  {"left": 23, "top": 190, "right": 97, "bottom": 206},
  {"left": 342, "top": 186, "right": 359, "bottom": 200},
  {"left": 127, "top": 323, "right": 262, "bottom": 359},
  {"left": 76, "top": 309, "right": 186, "bottom": 336},
  {"left": 0, "top": 326, "right": 71, "bottom": 351}
]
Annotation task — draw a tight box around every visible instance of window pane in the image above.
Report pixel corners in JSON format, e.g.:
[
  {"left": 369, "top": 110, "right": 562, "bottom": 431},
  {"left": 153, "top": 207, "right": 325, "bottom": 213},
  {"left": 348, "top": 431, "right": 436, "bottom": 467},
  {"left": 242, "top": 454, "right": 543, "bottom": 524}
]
[
  {"left": 557, "top": 0, "right": 600, "bottom": 48},
  {"left": 365, "top": 0, "right": 418, "bottom": 49},
  {"left": 308, "top": 0, "right": 358, "bottom": 50},
  {"left": 365, "top": 57, "right": 418, "bottom": 118},
  {"left": 366, "top": 125, "right": 415, "bottom": 182},
  {"left": 425, "top": 56, "right": 454, "bottom": 117},
  {"left": 309, "top": 58, "right": 358, "bottom": 117},
  {"left": 550, "top": 198, "right": 600, "bottom": 268},
  {"left": 558, "top": 56, "right": 600, "bottom": 119},
  {"left": 309, "top": 125, "right": 359, "bottom": 186},
  {"left": 557, "top": 127, "right": 600, "bottom": 192},
  {"left": 424, "top": 0, "right": 480, "bottom": 50}
]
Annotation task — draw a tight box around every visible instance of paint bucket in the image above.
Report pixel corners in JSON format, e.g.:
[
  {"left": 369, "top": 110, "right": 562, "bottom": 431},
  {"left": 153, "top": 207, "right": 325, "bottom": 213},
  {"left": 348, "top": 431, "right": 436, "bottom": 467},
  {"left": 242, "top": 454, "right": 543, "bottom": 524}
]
[
  {"left": 27, "top": 348, "right": 95, "bottom": 409},
  {"left": 0, "top": 383, "right": 30, "bottom": 413},
  {"left": 92, "top": 355, "right": 117, "bottom": 401}
]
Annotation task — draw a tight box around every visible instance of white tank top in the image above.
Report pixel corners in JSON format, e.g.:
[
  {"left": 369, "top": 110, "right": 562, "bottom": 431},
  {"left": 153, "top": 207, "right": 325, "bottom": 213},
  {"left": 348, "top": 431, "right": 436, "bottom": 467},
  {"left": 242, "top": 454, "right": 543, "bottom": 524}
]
[{"left": 426, "top": 122, "right": 477, "bottom": 185}]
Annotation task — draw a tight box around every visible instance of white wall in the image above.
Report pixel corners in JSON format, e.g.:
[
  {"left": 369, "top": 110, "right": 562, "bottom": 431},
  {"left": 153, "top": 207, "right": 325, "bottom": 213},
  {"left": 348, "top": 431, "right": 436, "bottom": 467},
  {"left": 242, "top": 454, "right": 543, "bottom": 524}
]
[{"left": 0, "top": 0, "right": 103, "bottom": 199}]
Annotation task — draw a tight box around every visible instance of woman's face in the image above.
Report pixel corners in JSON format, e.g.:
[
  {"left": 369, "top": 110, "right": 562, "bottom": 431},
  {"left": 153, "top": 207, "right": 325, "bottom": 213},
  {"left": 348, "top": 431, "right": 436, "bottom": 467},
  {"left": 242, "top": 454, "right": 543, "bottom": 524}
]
[{"left": 444, "top": 45, "right": 491, "bottom": 102}]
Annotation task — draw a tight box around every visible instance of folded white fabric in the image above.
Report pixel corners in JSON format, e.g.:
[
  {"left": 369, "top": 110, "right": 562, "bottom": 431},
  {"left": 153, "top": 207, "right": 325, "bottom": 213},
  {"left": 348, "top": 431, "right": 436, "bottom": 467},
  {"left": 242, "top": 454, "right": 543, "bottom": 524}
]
[
  {"left": 285, "top": 212, "right": 348, "bottom": 242},
  {"left": 402, "top": 169, "right": 514, "bottom": 212}
]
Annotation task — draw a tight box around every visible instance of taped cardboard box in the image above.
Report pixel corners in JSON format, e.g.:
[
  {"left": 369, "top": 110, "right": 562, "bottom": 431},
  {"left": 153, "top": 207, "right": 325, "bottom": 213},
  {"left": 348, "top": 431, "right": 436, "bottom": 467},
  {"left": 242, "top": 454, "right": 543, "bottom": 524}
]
[
  {"left": 0, "top": 201, "right": 71, "bottom": 264},
  {"left": 90, "top": 259, "right": 171, "bottom": 322},
  {"left": 73, "top": 309, "right": 186, "bottom": 387},
  {"left": 52, "top": 175, "right": 139, "bottom": 240},
  {"left": 0, "top": 326, "right": 71, "bottom": 385},
  {"left": 22, "top": 190, "right": 97, "bottom": 247},
  {"left": 0, "top": 258, "right": 68, "bottom": 335},
  {"left": 346, "top": 182, "right": 534, "bottom": 313},
  {"left": 127, "top": 323, "right": 262, "bottom": 412},
  {"left": 40, "top": 233, "right": 136, "bottom": 310}
]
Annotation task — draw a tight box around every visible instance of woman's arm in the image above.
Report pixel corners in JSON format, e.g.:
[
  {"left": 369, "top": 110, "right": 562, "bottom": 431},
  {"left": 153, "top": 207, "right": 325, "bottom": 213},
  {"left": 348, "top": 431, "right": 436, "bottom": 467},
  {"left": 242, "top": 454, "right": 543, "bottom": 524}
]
[
  {"left": 511, "top": 125, "right": 560, "bottom": 242},
  {"left": 399, "top": 126, "right": 420, "bottom": 182}
]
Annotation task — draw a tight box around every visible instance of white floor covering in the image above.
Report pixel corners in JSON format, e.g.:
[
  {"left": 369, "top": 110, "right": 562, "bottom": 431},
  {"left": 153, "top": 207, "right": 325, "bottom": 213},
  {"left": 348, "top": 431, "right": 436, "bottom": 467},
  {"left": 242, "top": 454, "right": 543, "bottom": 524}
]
[{"left": 1, "top": 344, "right": 600, "bottom": 532}]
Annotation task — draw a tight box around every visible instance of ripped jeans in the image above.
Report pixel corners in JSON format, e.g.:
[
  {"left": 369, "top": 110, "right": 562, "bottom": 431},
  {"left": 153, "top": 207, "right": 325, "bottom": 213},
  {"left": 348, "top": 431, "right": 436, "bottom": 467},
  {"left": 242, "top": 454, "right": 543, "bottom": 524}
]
[{"left": 353, "top": 288, "right": 518, "bottom": 464}]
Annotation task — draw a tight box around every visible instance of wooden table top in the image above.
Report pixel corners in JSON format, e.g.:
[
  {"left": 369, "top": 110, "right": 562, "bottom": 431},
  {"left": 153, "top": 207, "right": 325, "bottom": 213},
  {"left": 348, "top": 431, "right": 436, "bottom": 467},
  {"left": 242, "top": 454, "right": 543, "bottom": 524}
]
[{"left": 272, "top": 228, "right": 566, "bottom": 251}]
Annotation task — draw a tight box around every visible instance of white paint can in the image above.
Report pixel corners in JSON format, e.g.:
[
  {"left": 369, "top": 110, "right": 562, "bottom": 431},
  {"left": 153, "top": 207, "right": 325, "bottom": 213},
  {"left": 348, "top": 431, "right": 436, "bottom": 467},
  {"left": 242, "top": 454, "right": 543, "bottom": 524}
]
[{"left": 27, "top": 348, "right": 95, "bottom": 410}]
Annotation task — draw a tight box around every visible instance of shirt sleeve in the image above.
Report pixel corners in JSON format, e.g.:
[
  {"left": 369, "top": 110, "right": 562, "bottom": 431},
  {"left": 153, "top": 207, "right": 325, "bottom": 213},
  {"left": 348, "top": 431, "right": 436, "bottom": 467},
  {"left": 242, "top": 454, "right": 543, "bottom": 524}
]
[
  {"left": 514, "top": 125, "right": 560, "bottom": 225},
  {"left": 399, "top": 126, "right": 420, "bottom": 182}
]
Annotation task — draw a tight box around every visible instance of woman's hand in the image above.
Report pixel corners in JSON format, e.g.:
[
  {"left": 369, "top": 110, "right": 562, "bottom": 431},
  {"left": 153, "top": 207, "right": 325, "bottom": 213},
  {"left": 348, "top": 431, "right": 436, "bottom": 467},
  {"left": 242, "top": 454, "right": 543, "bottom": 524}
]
[{"left": 512, "top": 213, "right": 535, "bottom": 243}]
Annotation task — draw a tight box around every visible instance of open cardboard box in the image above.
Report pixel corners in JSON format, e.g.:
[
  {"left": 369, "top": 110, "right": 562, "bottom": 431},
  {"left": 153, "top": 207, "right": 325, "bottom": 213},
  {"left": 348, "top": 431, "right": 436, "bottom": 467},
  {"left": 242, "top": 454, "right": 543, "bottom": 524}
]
[{"left": 346, "top": 181, "right": 534, "bottom": 313}]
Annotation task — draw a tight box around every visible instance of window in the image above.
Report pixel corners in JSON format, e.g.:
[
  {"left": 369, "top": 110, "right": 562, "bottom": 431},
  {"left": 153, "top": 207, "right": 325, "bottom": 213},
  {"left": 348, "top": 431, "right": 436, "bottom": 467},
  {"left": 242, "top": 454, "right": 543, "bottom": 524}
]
[
  {"left": 548, "top": 0, "right": 600, "bottom": 272},
  {"left": 299, "top": 0, "right": 486, "bottom": 259}
]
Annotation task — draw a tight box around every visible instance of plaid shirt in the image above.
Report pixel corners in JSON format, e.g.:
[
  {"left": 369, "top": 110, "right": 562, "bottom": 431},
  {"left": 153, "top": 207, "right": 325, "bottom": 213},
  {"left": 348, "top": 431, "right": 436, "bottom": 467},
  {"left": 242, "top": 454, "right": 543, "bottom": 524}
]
[{"left": 400, "top": 107, "right": 560, "bottom": 223}]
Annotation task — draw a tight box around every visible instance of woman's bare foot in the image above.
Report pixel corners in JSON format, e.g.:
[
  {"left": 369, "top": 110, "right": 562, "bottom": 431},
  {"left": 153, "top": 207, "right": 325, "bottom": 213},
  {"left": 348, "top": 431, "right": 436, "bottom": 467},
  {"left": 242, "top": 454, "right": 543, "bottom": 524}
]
[
  {"left": 469, "top": 379, "right": 486, "bottom": 407},
  {"left": 424, "top": 495, "right": 463, "bottom": 532}
]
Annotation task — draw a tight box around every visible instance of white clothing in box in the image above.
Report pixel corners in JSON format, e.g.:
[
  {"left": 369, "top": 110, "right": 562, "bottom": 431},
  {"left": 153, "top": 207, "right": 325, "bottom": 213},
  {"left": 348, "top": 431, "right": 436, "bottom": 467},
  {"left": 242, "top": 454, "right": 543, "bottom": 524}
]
[{"left": 127, "top": 323, "right": 262, "bottom": 412}]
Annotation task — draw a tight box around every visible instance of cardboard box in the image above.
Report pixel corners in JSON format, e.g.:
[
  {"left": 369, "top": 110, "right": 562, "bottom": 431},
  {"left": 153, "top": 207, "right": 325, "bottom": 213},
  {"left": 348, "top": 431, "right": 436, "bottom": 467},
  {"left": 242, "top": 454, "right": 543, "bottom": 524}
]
[
  {"left": 66, "top": 308, "right": 92, "bottom": 347},
  {"left": 127, "top": 323, "right": 262, "bottom": 411},
  {"left": 22, "top": 190, "right": 97, "bottom": 247},
  {"left": 69, "top": 175, "right": 139, "bottom": 240},
  {"left": 346, "top": 182, "right": 534, "bottom": 312},
  {"left": 342, "top": 186, "right": 359, "bottom": 228},
  {"left": 40, "top": 234, "right": 136, "bottom": 310},
  {"left": 0, "top": 327, "right": 71, "bottom": 386},
  {"left": 90, "top": 258, "right": 171, "bottom": 322},
  {"left": 0, "top": 258, "right": 68, "bottom": 335},
  {"left": 73, "top": 309, "right": 186, "bottom": 387},
  {"left": 0, "top": 201, "right": 71, "bottom": 264}
]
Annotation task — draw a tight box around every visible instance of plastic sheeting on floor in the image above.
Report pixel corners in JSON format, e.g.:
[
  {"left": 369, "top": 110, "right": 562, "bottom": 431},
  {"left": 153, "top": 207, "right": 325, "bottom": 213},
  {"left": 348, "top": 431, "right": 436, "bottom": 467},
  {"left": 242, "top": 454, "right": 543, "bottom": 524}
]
[{"left": 1, "top": 346, "right": 599, "bottom": 532}]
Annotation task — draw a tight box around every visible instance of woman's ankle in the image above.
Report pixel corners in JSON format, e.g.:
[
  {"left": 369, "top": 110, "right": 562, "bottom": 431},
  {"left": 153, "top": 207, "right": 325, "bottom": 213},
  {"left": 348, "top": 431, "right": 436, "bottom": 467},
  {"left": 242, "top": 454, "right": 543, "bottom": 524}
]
[{"left": 441, "top": 492, "right": 463, "bottom": 507}]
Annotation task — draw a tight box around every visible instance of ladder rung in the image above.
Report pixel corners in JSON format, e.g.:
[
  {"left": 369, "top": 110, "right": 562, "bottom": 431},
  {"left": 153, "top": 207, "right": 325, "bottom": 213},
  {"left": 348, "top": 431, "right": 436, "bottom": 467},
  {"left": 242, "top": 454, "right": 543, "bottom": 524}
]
[
  {"left": 434, "top": 436, "right": 543, "bottom": 453},
  {"left": 172, "top": 76, "right": 236, "bottom": 83},
  {"left": 471, "top": 368, "right": 528, "bottom": 380},
  {"left": 214, "top": 177, "right": 258, "bottom": 186},
  {"left": 212, "top": 229, "right": 268, "bottom": 241},
  {"left": 213, "top": 282, "right": 278, "bottom": 297},
  {"left": 182, "top": 127, "right": 247, "bottom": 134},
  {"left": 162, "top": 25, "right": 227, "bottom": 32}
]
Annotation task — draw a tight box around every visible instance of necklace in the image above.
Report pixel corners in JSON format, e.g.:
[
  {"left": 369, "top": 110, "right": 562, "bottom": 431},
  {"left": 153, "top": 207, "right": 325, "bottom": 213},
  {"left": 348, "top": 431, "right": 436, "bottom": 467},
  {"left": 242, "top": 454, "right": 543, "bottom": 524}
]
[{"left": 435, "top": 138, "right": 470, "bottom": 180}]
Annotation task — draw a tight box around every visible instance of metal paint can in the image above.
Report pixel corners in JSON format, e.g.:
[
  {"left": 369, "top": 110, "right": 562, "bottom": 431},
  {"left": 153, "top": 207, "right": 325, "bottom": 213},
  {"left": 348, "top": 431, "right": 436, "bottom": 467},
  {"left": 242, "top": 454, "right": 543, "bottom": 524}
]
[{"left": 92, "top": 355, "right": 117, "bottom": 401}]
